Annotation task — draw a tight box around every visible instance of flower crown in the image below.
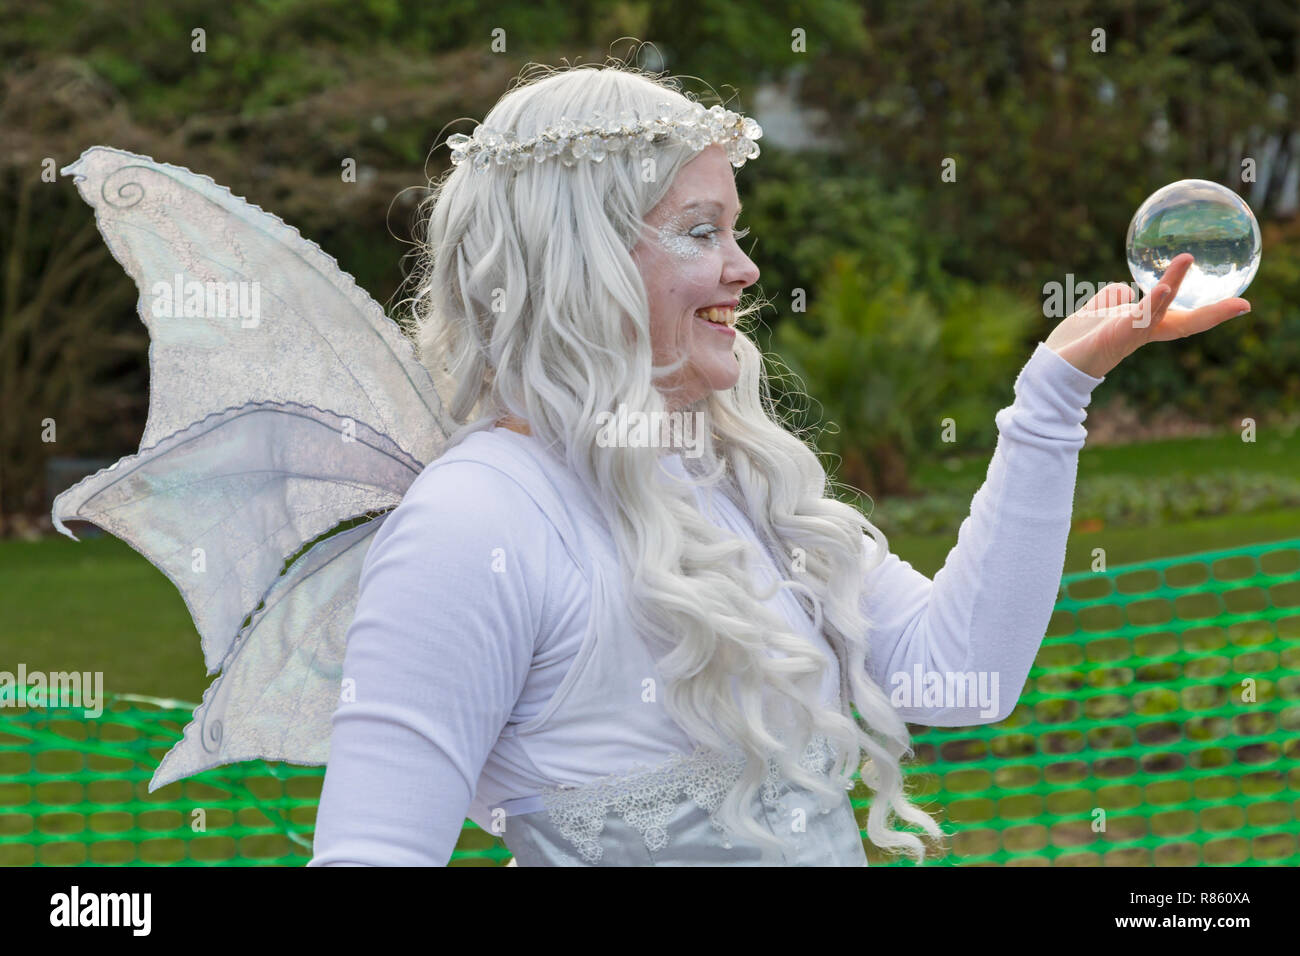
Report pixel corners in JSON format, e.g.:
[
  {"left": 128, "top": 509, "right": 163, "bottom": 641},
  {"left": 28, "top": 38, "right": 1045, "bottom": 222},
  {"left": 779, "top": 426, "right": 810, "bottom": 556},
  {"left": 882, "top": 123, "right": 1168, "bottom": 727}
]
[{"left": 447, "top": 100, "right": 763, "bottom": 173}]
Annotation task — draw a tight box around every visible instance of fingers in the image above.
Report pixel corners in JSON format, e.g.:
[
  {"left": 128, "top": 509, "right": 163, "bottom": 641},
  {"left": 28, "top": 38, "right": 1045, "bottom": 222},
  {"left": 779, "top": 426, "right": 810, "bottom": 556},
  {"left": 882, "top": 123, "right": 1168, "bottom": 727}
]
[
  {"left": 1150, "top": 298, "right": 1252, "bottom": 341},
  {"left": 1134, "top": 253, "right": 1194, "bottom": 330},
  {"left": 1072, "top": 254, "right": 1193, "bottom": 319},
  {"left": 1086, "top": 297, "right": 1162, "bottom": 327},
  {"left": 1077, "top": 254, "right": 1195, "bottom": 330},
  {"left": 1155, "top": 252, "right": 1194, "bottom": 305},
  {"left": 1142, "top": 283, "right": 1172, "bottom": 330},
  {"left": 1087, "top": 290, "right": 1250, "bottom": 339},
  {"left": 1077, "top": 281, "right": 1134, "bottom": 315}
]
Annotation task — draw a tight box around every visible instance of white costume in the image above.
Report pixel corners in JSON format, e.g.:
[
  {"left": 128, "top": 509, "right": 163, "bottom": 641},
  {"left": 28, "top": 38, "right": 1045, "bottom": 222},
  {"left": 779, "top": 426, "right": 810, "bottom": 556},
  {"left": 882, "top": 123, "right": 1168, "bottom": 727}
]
[
  {"left": 49, "top": 134, "right": 1103, "bottom": 868},
  {"left": 306, "top": 342, "right": 1103, "bottom": 865}
]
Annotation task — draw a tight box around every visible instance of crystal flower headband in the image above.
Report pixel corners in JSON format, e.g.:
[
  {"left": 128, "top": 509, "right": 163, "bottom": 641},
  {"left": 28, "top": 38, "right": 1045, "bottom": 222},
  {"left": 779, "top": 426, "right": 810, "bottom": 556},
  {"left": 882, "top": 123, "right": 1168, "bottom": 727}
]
[{"left": 447, "top": 100, "right": 763, "bottom": 173}]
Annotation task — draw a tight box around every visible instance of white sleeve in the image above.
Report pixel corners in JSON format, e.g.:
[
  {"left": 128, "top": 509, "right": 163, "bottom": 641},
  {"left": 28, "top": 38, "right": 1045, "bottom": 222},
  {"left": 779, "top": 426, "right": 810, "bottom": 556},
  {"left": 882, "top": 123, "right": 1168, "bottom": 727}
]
[
  {"left": 307, "top": 460, "right": 548, "bottom": 866},
  {"left": 861, "top": 342, "right": 1105, "bottom": 726}
]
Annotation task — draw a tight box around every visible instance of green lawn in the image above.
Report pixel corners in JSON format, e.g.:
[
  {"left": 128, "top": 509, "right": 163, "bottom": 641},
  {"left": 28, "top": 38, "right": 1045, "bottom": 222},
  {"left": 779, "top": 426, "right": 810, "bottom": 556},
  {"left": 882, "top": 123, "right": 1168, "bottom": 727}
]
[
  {"left": 876, "top": 423, "right": 1300, "bottom": 576},
  {"left": 888, "top": 506, "right": 1300, "bottom": 580},
  {"left": 911, "top": 423, "right": 1300, "bottom": 490},
  {"left": 2, "top": 427, "right": 1297, "bottom": 704},
  {"left": 1, "top": 532, "right": 206, "bottom": 701}
]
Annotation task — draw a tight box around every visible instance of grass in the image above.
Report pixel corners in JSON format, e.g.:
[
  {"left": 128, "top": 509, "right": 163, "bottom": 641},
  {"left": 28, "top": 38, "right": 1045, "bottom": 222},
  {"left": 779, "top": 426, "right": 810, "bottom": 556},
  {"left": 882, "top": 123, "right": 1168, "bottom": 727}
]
[
  {"left": 1, "top": 532, "right": 206, "bottom": 702},
  {"left": 865, "top": 423, "right": 1300, "bottom": 577},
  {"left": 887, "top": 506, "right": 1300, "bottom": 580},
  {"left": 911, "top": 424, "right": 1300, "bottom": 490}
]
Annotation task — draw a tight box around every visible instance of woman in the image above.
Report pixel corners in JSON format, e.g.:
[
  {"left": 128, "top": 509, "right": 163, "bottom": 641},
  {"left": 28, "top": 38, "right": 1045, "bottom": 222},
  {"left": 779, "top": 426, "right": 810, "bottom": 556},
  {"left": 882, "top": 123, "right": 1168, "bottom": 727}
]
[{"left": 306, "top": 61, "right": 1248, "bottom": 866}]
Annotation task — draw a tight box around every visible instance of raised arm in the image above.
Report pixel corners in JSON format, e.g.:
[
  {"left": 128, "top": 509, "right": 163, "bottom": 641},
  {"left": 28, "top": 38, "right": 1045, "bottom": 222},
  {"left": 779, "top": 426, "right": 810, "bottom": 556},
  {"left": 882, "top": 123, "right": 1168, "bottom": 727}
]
[
  {"left": 308, "top": 460, "right": 547, "bottom": 866},
  {"left": 860, "top": 341, "right": 1105, "bottom": 726}
]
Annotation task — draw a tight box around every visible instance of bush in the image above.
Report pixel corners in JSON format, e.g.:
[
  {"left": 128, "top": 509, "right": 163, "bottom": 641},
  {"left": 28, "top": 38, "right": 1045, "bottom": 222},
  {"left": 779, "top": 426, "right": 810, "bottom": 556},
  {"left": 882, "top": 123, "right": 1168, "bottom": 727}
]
[{"left": 772, "top": 249, "right": 1039, "bottom": 497}]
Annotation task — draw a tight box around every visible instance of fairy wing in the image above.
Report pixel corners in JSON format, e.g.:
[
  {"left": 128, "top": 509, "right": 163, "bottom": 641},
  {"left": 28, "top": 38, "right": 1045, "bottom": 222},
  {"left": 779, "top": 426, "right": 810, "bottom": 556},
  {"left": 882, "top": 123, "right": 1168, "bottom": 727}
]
[
  {"left": 150, "top": 506, "right": 389, "bottom": 792},
  {"left": 51, "top": 146, "right": 453, "bottom": 784},
  {"left": 53, "top": 400, "right": 423, "bottom": 669},
  {"left": 53, "top": 145, "right": 450, "bottom": 668},
  {"left": 58, "top": 146, "right": 446, "bottom": 464}
]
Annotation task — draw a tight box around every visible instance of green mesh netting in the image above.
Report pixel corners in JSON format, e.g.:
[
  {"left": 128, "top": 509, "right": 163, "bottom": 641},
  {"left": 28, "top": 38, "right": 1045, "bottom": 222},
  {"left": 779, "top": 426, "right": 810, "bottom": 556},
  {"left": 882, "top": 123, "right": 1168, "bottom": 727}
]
[
  {"left": 893, "top": 535, "right": 1300, "bottom": 866},
  {"left": 2, "top": 537, "right": 1297, "bottom": 866}
]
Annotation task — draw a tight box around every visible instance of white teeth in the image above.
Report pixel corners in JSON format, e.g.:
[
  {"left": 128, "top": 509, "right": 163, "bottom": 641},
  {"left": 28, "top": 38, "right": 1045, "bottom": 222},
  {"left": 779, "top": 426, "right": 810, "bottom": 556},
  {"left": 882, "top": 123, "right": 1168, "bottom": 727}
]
[{"left": 695, "top": 306, "right": 735, "bottom": 327}]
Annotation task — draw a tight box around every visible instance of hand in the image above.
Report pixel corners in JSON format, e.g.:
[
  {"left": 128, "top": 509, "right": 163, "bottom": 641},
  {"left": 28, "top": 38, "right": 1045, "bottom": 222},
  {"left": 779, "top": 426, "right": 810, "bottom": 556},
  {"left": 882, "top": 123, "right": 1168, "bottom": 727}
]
[{"left": 1044, "top": 253, "right": 1251, "bottom": 378}]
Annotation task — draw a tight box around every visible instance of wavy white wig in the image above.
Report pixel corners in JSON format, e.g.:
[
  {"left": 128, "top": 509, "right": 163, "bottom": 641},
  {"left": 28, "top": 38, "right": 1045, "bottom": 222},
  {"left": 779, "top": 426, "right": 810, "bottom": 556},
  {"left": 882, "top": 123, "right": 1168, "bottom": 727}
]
[{"left": 405, "top": 59, "right": 945, "bottom": 862}]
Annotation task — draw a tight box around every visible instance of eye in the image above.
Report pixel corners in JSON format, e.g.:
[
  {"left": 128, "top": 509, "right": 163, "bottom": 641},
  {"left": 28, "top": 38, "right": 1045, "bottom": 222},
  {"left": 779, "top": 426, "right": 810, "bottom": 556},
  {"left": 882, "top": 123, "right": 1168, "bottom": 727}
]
[{"left": 689, "top": 223, "right": 750, "bottom": 240}]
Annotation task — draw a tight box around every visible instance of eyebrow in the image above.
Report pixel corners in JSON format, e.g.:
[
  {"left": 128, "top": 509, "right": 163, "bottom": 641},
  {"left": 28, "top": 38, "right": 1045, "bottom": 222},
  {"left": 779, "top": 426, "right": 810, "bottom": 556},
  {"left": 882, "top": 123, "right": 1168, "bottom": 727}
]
[{"left": 683, "top": 199, "right": 743, "bottom": 219}]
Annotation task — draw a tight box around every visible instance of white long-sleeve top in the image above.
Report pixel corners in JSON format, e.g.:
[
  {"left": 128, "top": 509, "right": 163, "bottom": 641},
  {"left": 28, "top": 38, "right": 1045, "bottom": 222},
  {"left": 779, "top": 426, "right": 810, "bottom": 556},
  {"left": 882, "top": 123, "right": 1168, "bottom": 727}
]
[{"left": 308, "top": 341, "right": 1104, "bottom": 865}]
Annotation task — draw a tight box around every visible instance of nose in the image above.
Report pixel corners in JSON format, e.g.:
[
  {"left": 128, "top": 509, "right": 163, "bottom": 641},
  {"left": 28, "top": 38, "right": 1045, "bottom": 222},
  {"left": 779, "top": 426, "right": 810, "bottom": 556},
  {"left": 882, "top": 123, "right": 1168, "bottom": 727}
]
[{"left": 724, "top": 235, "right": 760, "bottom": 289}]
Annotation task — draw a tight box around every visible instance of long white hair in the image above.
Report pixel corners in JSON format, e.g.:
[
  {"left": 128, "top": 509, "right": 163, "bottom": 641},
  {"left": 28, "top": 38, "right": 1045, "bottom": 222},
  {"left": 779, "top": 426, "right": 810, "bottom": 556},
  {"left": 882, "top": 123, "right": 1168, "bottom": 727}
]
[{"left": 404, "top": 58, "right": 945, "bottom": 862}]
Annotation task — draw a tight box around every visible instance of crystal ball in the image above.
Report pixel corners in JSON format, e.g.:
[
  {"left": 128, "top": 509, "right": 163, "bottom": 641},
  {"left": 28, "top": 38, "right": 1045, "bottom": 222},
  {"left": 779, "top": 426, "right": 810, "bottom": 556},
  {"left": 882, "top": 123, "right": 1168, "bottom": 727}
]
[{"left": 1125, "top": 179, "right": 1261, "bottom": 310}]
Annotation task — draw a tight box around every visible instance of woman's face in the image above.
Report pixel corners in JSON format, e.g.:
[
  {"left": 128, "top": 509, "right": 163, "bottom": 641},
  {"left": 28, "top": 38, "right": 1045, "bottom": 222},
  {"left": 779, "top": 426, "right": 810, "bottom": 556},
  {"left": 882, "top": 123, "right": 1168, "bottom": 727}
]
[{"left": 632, "top": 144, "right": 760, "bottom": 411}]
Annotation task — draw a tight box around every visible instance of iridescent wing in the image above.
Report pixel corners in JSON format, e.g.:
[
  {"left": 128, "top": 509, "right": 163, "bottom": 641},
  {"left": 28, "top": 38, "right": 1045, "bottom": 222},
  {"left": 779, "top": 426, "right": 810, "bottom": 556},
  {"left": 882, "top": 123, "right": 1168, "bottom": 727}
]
[
  {"left": 53, "top": 402, "right": 422, "bottom": 670},
  {"left": 150, "top": 508, "right": 389, "bottom": 791},
  {"left": 51, "top": 146, "right": 452, "bottom": 783},
  {"left": 58, "top": 146, "right": 445, "bottom": 464}
]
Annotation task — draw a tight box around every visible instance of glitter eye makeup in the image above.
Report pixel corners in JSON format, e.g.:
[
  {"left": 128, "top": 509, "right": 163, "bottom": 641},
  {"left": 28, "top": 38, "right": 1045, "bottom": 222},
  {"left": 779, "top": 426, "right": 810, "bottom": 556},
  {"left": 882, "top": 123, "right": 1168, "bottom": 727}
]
[
  {"left": 689, "top": 223, "right": 750, "bottom": 242},
  {"left": 653, "top": 200, "right": 747, "bottom": 262},
  {"left": 654, "top": 211, "right": 705, "bottom": 261}
]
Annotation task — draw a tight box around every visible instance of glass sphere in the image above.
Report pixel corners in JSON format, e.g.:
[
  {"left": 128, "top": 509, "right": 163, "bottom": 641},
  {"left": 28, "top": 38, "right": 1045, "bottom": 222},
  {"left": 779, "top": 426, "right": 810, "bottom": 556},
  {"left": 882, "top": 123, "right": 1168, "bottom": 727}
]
[{"left": 1125, "top": 179, "right": 1261, "bottom": 310}]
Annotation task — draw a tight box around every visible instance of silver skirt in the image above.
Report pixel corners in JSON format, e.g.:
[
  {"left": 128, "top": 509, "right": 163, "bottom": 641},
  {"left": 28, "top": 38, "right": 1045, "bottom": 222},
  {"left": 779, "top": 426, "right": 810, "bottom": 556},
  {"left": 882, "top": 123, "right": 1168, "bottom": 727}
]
[{"left": 502, "top": 781, "right": 869, "bottom": 866}]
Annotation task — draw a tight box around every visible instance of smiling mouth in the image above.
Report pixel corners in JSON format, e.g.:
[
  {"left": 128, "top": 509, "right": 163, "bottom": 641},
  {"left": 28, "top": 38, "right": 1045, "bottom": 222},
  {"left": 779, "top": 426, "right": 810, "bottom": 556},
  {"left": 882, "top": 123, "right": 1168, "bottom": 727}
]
[{"left": 695, "top": 306, "right": 736, "bottom": 328}]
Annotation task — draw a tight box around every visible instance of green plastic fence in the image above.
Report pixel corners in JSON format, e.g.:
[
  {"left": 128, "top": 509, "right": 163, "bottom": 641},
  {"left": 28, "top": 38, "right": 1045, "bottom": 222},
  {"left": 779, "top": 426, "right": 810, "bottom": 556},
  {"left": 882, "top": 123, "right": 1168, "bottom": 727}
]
[
  {"left": 2, "top": 537, "right": 1297, "bottom": 866},
  {"left": 898, "top": 535, "right": 1300, "bottom": 866}
]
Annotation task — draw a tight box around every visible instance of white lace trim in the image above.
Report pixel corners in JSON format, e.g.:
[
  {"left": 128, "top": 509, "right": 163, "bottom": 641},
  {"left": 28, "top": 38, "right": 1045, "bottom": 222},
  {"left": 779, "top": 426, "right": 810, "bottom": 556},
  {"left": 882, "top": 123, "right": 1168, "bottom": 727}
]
[{"left": 538, "top": 734, "right": 845, "bottom": 863}]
